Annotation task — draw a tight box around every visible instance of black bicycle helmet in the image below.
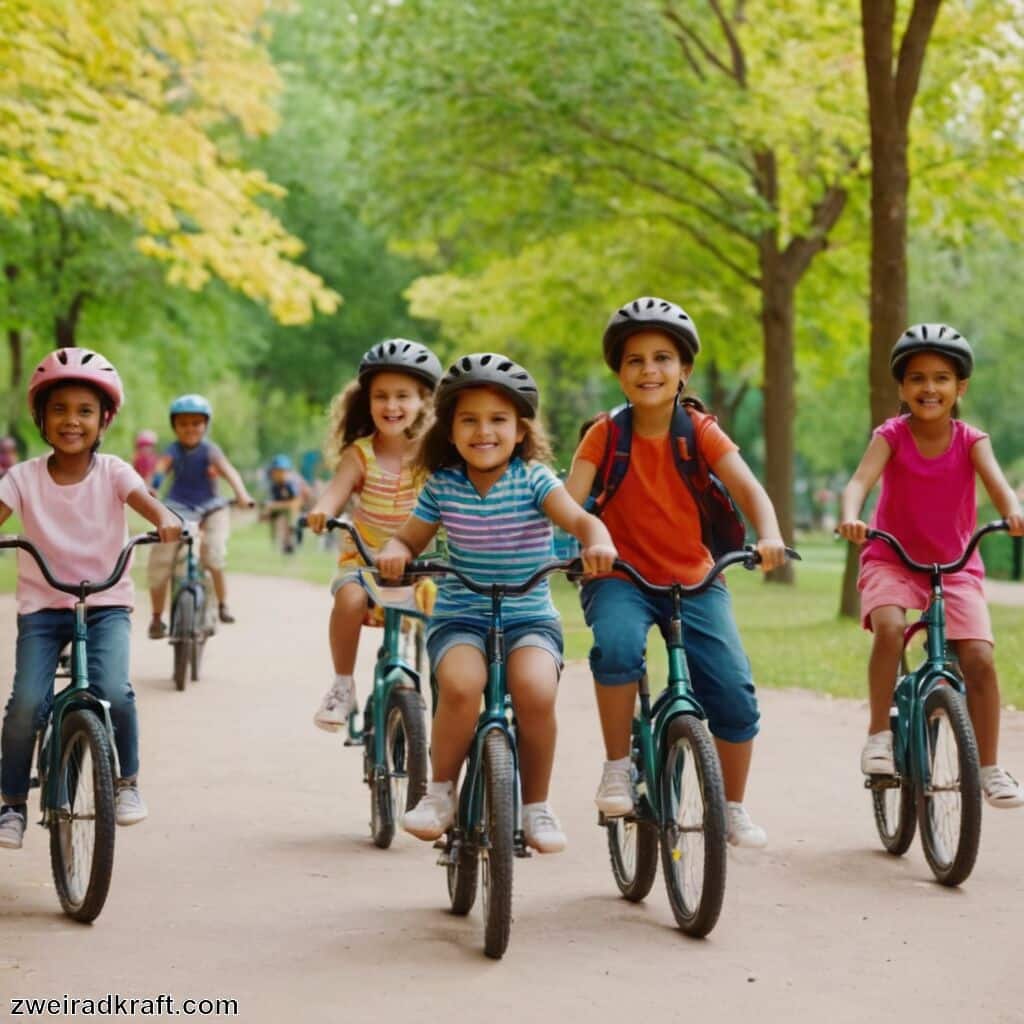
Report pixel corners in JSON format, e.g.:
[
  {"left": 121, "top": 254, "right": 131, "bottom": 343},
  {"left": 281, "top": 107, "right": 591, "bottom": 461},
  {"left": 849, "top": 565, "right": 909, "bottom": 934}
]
[
  {"left": 890, "top": 324, "right": 974, "bottom": 380},
  {"left": 602, "top": 296, "right": 701, "bottom": 371},
  {"left": 358, "top": 339, "right": 443, "bottom": 389},
  {"left": 435, "top": 353, "right": 539, "bottom": 418}
]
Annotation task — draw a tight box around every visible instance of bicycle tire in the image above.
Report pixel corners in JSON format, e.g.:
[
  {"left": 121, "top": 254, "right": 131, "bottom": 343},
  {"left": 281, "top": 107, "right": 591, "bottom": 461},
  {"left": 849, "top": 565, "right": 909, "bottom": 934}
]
[
  {"left": 369, "top": 770, "right": 394, "bottom": 850},
  {"left": 917, "top": 685, "right": 982, "bottom": 886},
  {"left": 49, "top": 710, "right": 117, "bottom": 923},
  {"left": 387, "top": 687, "right": 428, "bottom": 814},
  {"left": 658, "top": 715, "right": 727, "bottom": 937},
  {"left": 447, "top": 835, "right": 479, "bottom": 916},
  {"left": 172, "top": 589, "right": 195, "bottom": 692},
  {"left": 481, "top": 730, "right": 515, "bottom": 959},
  {"left": 607, "top": 814, "right": 658, "bottom": 902},
  {"left": 870, "top": 771, "right": 916, "bottom": 856}
]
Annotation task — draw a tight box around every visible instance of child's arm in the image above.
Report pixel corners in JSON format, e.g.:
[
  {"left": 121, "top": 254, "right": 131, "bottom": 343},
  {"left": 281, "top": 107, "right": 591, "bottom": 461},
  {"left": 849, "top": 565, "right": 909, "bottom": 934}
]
[
  {"left": 542, "top": 486, "right": 617, "bottom": 573},
  {"left": 211, "top": 452, "right": 255, "bottom": 507},
  {"left": 838, "top": 436, "right": 893, "bottom": 544},
  {"left": 126, "top": 489, "right": 183, "bottom": 543},
  {"left": 972, "top": 439, "right": 1024, "bottom": 536},
  {"left": 0, "top": 499, "right": 10, "bottom": 529},
  {"left": 377, "top": 517, "right": 440, "bottom": 579},
  {"left": 304, "top": 450, "right": 363, "bottom": 533},
  {"left": 564, "top": 456, "right": 598, "bottom": 507},
  {"left": 149, "top": 454, "right": 173, "bottom": 494},
  {"left": 713, "top": 452, "right": 787, "bottom": 572}
]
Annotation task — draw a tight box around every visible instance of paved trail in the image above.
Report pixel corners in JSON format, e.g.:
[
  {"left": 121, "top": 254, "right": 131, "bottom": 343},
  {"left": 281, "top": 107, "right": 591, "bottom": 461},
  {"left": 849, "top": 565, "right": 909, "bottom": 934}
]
[{"left": 1, "top": 576, "right": 1023, "bottom": 1024}]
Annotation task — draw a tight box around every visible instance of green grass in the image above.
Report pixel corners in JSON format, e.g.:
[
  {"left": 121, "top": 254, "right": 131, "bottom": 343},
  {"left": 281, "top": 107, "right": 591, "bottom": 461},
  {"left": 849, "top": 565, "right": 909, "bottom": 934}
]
[{"left": 3, "top": 523, "right": 1023, "bottom": 706}]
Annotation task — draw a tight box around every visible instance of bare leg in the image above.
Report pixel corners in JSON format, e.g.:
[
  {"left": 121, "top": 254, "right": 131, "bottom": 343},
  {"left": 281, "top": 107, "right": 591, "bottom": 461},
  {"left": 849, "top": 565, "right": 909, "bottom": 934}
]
[
  {"left": 208, "top": 567, "right": 227, "bottom": 606},
  {"left": 329, "top": 583, "right": 368, "bottom": 675},
  {"left": 594, "top": 681, "right": 638, "bottom": 760},
  {"left": 508, "top": 647, "right": 559, "bottom": 804},
  {"left": 430, "top": 645, "right": 486, "bottom": 784},
  {"left": 954, "top": 639, "right": 1000, "bottom": 765},
  {"left": 715, "top": 737, "right": 753, "bottom": 803},
  {"left": 867, "top": 606, "right": 906, "bottom": 734},
  {"left": 149, "top": 583, "right": 168, "bottom": 619}
]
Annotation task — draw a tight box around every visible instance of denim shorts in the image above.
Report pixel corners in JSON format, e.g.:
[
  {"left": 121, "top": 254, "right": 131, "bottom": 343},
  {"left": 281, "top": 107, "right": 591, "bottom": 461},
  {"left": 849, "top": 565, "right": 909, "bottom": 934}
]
[
  {"left": 581, "top": 577, "right": 759, "bottom": 743},
  {"left": 426, "top": 618, "right": 565, "bottom": 677}
]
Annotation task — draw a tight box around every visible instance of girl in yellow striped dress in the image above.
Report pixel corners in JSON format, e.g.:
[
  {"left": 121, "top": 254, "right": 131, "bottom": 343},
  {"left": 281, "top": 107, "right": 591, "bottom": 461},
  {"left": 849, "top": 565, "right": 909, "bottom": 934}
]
[{"left": 305, "top": 340, "right": 443, "bottom": 732}]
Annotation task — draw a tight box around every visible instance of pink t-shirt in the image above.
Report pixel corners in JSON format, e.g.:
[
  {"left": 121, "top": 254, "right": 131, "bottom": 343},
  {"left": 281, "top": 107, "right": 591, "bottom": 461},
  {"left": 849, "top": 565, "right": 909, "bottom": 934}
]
[
  {"left": 861, "top": 416, "right": 987, "bottom": 580},
  {"left": 0, "top": 454, "right": 146, "bottom": 614}
]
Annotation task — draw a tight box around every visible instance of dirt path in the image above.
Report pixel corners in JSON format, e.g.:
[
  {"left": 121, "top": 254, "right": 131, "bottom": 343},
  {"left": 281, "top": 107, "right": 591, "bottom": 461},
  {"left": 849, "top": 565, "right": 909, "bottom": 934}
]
[{"left": 1, "top": 575, "right": 1023, "bottom": 1024}]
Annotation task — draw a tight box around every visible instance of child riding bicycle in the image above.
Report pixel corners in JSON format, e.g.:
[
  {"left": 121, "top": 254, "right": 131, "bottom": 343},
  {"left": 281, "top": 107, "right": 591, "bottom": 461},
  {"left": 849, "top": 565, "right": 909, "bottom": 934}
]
[
  {"left": 0, "top": 348, "right": 180, "bottom": 849},
  {"left": 378, "top": 353, "right": 616, "bottom": 854},
  {"left": 839, "top": 324, "right": 1024, "bottom": 808},
  {"left": 147, "top": 394, "right": 254, "bottom": 638},
  {"left": 565, "top": 297, "right": 787, "bottom": 849},
  {"left": 261, "top": 454, "right": 307, "bottom": 554}
]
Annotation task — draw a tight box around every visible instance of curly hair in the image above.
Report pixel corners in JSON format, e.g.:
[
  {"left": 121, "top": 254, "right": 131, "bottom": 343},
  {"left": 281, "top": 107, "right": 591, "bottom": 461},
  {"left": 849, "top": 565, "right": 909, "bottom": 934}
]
[
  {"left": 416, "top": 384, "right": 553, "bottom": 475},
  {"left": 323, "top": 376, "right": 433, "bottom": 469}
]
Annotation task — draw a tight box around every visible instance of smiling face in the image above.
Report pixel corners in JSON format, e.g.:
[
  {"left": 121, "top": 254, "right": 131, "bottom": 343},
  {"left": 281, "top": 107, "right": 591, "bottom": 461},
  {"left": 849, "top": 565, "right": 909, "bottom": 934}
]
[
  {"left": 449, "top": 386, "right": 526, "bottom": 475},
  {"left": 43, "top": 383, "right": 106, "bottom": 455},
  {"left": 898, "top": 352, "right": 967, "bottom": 421},
  {"left": 172, "top": 412, "right": 209, "bottom": 448},
  {"left": 617, "top": 331, "right": 690, "bottom": 409},
  {"left": 367, "top": 371, "right": 427, "bottom": 439}
]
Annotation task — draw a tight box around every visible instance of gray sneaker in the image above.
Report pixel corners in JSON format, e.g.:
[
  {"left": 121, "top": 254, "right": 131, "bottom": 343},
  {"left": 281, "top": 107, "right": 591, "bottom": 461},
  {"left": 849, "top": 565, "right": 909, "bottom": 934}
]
[
  {"left": 115, "top": 781, "right": 148, "bottom": 826},
  {"left": 313, "top": 680, "right": 356, "bottom": 733},
  {"left": 0, "top": 806, "right": 27, "bottom": 849}
]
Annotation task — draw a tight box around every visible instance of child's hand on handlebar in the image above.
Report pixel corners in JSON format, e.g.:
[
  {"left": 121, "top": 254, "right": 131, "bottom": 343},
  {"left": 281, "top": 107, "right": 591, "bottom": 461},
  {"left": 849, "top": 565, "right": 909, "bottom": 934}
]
[
  {"left": 837, "top": 519, "right": 869, "bottom": 544},
  {"left": 1006, "top": 513, "right": 1024, "bottom": 537},
  {"left": 376, "top": 539, "right": 413, "bottom": 581},
  {"left": 304, "top": 511, "right": 328, "bottom": 534},
  {"left": 755, "top": 537, "right": 787, "bottom": 572},
  {"left": 157, "top": 519, "right": 182, "bottom": 544},
  {"left": 581, "top": 542, "right": 617, "bottom": 575}
]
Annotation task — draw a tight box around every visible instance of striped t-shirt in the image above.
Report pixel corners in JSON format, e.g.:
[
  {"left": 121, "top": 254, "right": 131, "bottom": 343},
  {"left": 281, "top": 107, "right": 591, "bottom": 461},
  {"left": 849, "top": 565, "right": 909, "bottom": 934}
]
[{"left": 413, "top": 459, "right": 561, "bottom": 626}]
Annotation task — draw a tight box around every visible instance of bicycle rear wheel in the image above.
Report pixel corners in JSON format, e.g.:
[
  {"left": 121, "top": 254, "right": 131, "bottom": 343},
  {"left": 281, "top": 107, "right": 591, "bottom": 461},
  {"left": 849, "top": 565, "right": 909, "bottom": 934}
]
[
  {"left": 607, "top": 815, "right": 658, "bottom": 902},
  {"left": 917, "top": 685, "right": 982, "bottom": 886},
  {"left": 49, "top": 710, "right": 117, "bottom": 923},
  {"left": 369, "top": 687, "right": 428, "bottom": 849},
  {"left": 480, "top": 730, "right": 515, "bottom": 959},
  {"left": 447, "top": 835, "right": 479, "bottom": 915},
  {"left": 658, "top": 715, "right": 727, "bottom": 937},
  {"left": 171, "top": 590, "right": 195, "bottom": 691}
]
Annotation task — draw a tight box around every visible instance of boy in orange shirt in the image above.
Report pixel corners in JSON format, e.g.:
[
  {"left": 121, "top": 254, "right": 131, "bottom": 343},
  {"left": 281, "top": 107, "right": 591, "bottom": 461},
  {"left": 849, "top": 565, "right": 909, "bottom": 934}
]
[{"left": 566, "top": 297, "right": 786, "bottom": 848}]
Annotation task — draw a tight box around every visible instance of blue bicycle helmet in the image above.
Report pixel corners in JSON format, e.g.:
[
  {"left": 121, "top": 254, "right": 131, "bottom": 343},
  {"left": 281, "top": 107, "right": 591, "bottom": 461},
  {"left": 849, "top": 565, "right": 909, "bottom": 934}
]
[
  {"left": 268, "top": 454, "right": 293, "bottom": 471},
  {"left": 169, "top": 393, "right": 212, "bottom": 424}
]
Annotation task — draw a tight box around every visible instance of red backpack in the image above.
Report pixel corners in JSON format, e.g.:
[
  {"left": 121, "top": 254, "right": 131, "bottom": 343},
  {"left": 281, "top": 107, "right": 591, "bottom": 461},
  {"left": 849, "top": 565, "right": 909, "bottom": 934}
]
[{"left": 585, "top": 399, "right": 747, "bottom": 559}]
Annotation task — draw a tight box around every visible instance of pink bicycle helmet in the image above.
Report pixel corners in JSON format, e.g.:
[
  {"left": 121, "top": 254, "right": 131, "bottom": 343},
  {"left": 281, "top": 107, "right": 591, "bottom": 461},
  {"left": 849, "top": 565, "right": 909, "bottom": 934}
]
[
  {"left": 28, "top": 347, "right": 124, "bottom": 423},
  {"left": 135, "top": 429, "right": 158, "bottom": 447}
]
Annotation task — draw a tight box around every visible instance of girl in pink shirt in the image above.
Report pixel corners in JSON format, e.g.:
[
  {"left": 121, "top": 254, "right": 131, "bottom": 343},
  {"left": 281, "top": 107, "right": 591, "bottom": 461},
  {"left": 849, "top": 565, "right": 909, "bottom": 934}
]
[
  {"left": 0, "top": 348, "right": 180, "bottom": 851},
  {"left": 840, "top": 325, "right": 1024, "bottom": 808}
]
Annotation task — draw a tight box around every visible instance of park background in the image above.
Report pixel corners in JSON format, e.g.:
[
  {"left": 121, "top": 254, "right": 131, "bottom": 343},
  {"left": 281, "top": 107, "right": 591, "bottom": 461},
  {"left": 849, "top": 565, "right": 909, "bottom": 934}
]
[{"left": 3, "top": 1, "right": 1024, "bottom": 699}]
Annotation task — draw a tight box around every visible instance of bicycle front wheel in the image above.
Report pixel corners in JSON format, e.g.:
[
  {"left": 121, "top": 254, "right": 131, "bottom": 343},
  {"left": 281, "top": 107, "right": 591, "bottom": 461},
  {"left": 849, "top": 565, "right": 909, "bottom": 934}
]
[
  {"left": 917, "top": 685, "right": 982, "bottom": 886},
  {"left": 870, "top": 771, "right": 916, "bottom": 856},
  {"left": 607, "top": 814, "right": 658, "bottom": 902},
  {"left": 659, "top": 715, "right": 727, "bottom": 937},
  {"left": 49, "top": 710, "right": 117, "bottom": 922},
  {"left": 480, "top": 730, "right": 515, "bottom": 959},
  {"left": 171, "top": 590, "right": 195, "bottom": 692}
]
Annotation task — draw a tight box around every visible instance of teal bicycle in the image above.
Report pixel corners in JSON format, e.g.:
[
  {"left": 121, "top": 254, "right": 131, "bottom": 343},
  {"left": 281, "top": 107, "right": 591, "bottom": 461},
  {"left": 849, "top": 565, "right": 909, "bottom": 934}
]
[
  {"left": 600, "top": 547, "right": 799, "bottom": 936},
  {"left": 858, "top": 521, "right": 1005, "bottom": 887},
  {"left": 300, "top": 516, "right": 429, "bottom": 849},
  {"left": 0, "top": 531, "right": 159, "bottom": 922},
  {"left": 397, "top": 554, "right": 577, "bottom": 960}
]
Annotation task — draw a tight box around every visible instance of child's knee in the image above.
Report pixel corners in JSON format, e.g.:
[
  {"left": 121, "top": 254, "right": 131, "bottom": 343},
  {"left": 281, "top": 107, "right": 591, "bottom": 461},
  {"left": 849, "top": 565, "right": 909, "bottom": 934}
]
[
  {"left": 333, "top": 584, "right": 368, "bottom": 614},
  {"left": 957, "top": 640, "right": 996, "bottom": 681}
]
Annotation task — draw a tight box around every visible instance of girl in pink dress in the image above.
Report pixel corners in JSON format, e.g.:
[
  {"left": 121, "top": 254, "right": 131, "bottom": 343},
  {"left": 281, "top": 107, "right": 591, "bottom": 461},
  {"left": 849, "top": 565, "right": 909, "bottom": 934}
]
[{"left": 839, "top": 324, "right": 1024, "bottom": 808}]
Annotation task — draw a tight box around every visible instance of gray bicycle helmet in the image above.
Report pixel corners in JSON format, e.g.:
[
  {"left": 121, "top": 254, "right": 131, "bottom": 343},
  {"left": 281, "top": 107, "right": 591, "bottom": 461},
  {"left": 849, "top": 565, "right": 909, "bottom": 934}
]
[
  {"left": 890, "top": 324, "right": 973, "bottom": 380},
  {"left": 602, "top": 296, "right": 701, "bottom": 371},
  {"left": 358, "top": 339, "right": 443, "bottom": 388},
  {"left": 436, "top": 353, "right": 540, "bottom": 418}
]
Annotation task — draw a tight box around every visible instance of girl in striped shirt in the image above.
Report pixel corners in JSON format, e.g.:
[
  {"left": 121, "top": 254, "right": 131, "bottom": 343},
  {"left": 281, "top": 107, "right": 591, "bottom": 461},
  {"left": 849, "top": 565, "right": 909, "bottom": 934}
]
[
  {"left": 378, "top": 354, "right": 616, "bottom": 853},
  {"left": 306, "top": 340, "right": 443, "bottom": 732}
]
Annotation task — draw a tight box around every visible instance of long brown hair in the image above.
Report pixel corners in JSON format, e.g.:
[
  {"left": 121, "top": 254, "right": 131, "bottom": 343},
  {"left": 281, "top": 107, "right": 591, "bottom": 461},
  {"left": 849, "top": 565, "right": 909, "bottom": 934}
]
[
  {"left": 323, "top": 374, "right": 433, "bottom": 468},
  {"left": 416, "top": 384, "right": 553, "bottom": 475}
]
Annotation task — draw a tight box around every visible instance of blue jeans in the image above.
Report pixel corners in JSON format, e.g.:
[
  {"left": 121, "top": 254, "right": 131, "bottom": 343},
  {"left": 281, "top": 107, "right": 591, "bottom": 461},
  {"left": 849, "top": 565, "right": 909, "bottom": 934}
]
[
  {"left": 1, "top": 607, "right": 138, "bottom": 804},
  {"left": 581, "top": 577, "right": 759, "bottom": 743},
  {"left": 426, "top": 617, "right": 564, "bottom": 676}
]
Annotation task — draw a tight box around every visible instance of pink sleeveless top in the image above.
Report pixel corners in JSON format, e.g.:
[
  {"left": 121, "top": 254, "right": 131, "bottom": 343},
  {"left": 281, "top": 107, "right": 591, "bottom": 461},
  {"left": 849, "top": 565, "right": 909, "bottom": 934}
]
[{"left": 861, "top": 416, "right": 987, "bottom": 579}]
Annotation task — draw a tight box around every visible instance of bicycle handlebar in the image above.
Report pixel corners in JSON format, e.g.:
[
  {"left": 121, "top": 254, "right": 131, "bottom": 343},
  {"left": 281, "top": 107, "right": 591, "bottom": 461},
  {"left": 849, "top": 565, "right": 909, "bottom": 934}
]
[
  {"left": 166, "top": 496, "right": 239, "bottom": 526},
  {"left": 863, "top": 519, "right": 1008, "bottom": 575},
  {"left": 0, "top": 532, "right": 161, "bottom": 596}
]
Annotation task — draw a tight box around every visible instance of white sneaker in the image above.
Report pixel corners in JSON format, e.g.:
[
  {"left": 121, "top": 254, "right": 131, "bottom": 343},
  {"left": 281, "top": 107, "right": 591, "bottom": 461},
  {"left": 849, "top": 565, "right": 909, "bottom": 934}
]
[
  {"left": 981, "top": 765, "right": 1024, "bottom": 809},
  {"left": 313, "top": 679, "right": 355, "bottom": 733},
  {"left": 0, "top": 806, "right": 26, "bottom": 849},
  {"left": 595, "top": 759, "right": 633, "bottom": 817},
  {"left": 115, "top": 781, "right": 148, "bottom": 826},
  {"left": 726, "top": 802, "right": 767, "bottom": 849},
  {"left": 860, "top": 731, "right": 895, "bottom": 775},
  {"left": 522, "top": 802, "right": 567, "bottom": 853},
  {"left": 402, "top": 784, "right": 456, "bottom": 840}
]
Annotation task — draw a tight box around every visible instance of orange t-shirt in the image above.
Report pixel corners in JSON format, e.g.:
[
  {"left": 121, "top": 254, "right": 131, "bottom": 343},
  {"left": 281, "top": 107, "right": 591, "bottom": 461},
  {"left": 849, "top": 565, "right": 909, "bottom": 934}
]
[{"left": 574, "top": 410, "right": 738, "bottom": 585}]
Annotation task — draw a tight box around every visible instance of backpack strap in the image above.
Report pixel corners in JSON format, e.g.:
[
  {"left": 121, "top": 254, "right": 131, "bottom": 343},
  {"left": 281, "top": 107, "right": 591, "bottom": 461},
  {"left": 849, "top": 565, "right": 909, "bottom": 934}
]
[
  {"left": 588, "top": 407, "right": 633, "bottom": 515},
  {"left": 668, "top": 400, "right": 714, "bottom": 551}
]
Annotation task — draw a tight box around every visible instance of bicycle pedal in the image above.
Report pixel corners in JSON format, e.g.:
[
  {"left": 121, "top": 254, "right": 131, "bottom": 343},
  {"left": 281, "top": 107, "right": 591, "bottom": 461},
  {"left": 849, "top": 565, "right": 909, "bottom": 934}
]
[
  {"left": 343, "top": 738, "right": 360, "bottom": 748},
  {"left": 864, "top": 775, "right": 900, "bottom": 790}
]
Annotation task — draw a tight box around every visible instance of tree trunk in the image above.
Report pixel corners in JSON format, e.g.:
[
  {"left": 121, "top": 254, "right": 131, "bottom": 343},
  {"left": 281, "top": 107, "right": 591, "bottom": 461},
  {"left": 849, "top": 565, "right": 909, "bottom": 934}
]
[
  {"left": 760, "top": 268, "right": 797, "bottom": 584},
  {"left": 3, "top": 264, "right": 23, "bottom": 436},
  {"left": 55, "top": 291, "right": 88, "bottom": 347}
]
